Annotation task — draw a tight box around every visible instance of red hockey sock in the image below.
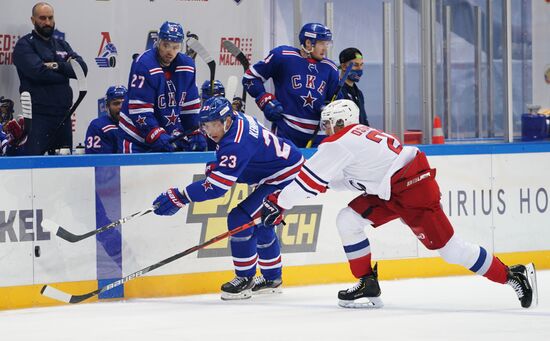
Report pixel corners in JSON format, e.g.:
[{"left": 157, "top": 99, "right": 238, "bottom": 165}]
[
  {"left": 483, "top": 256, "right": 508, "bottom": 284},
  {"left": 349, "top": 254, "right": 373, "bottom": 278}
]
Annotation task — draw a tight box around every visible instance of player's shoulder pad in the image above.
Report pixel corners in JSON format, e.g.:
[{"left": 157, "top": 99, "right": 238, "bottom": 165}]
[
  {"left": 320, "top": 57, "right": 338, "bottom": 72},
  {"left": 175, "top": 52, "right": 195, "bottom": 67},
  {"left": 133, "top": 49, "right": 162, "bottom": 76},
  {"left": 274, "top": 45, "right": 302, "bottom": 58}
]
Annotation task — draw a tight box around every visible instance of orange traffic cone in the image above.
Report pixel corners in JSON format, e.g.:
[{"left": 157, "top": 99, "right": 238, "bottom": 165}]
[{"left": 432, "top": 116, "right": 445, "bottom": 144}]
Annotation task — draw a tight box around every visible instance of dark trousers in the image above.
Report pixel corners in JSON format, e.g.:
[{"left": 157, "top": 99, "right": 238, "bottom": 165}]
[{"left": 25, "top": 112, "right": 72, "bottom": 155}]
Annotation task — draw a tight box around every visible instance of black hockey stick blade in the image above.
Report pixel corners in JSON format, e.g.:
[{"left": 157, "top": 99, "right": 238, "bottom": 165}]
[
  {"left": 222, "top": 40, "right": 250, "bottom": 70},
  {"left": 305, "top": 62, "right": 355, "bottom": 148},
  {"left": 40, "top": 218, "right": 261, "bottom": 304},
  {"left": 42, "top": 206, "right": 155, "bottom": 243},
  {"left": 222, "top": 40, "right": 250, "bottom": 108},
  {"left": 186, "top": 37, "right": 216, "bottom": 96}
]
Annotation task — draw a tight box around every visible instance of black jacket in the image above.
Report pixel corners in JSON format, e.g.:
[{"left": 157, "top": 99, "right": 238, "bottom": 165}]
[
  {"left": 13, "top": 31, "right": 87, "bottom": 116},
  {"left": 341, "top": 82, "right": 368, "bottom": 126}
]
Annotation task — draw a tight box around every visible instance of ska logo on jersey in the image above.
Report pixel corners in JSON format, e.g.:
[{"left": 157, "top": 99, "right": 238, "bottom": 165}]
[
  {"left": 164, "top": 110, "right": 178, "bottom": 126},
  {"left": 308, "top": 63, "right": 318, "bottom": 74},
  {"left": 185, "top": 174, "right": 323, "bottom": 258},
  {"left": 95, "top": 32, "right": 118, "bottom": 68}
]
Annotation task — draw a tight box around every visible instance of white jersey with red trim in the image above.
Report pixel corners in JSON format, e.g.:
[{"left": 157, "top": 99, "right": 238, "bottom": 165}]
[{"left": 277, "top": 124, "right": 418, "bottom": 209}]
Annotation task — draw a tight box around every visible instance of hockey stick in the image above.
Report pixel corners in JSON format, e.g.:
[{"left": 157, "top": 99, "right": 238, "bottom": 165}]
[
  {"left": 305, "top": 62, "right": 354, "bottom": 148},
  {"left": 225, "top": 75, "right": 238, "bottom": 101},
  {"left": 185, "top": 31, "right": 199, "bottom": 60},
  {"left": 41, "top": 59, "right": 88, "bottom": 154},
  {"left": 20, "top": 91, "right": 32, "bottom": 135},
  {"left": 186, "top": 37, "right": 216, "bottom": 96},
  {"left": 222, "top": 40, "right": 249, "bottom": 104},
  {"left": 42, "top": 206, "right": 156, "bottom": 243},
  {"left": 41, "top": 217, "right": 261, "bottom": 304}
]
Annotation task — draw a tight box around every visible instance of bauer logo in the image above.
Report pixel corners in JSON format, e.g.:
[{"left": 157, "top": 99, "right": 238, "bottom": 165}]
[
  {"left": 0, "top": 33, "right": 19, "bottom": 65},
  {"left": 186, "top": 174, "right": 322, "bottom": 258},
  {"left": 219, "top": 37, "right": 253, "bottom": 66},
  {"left": 0, "top": 209, "right": 50, "bottom": 243},
  {"left": 95, "top": 32, "right": 118, "bottom": 68}
]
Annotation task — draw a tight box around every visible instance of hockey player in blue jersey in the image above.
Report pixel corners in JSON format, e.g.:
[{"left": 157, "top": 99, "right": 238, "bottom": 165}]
[
  {"left": 84, "top": 85, "right": 127, "bottom": 154},
  {"left": 200, "top": 79, "right": 226, "bottom": 151},
  {"left": 152, "top": 97, "right": 304, "bottom": 300},
  {"left": 200, "top": 79, "right": 225, "bottom": 100},
  {"left": 118, "top": 21, "right": 206, "bottom": 153},
  {"left": 243, "top": 23, "right": 340, "bottom": 147}
]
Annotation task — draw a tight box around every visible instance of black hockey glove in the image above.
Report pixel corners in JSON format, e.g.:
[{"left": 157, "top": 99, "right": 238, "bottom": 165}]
[{"left": 261, "top": 193, "right": 285, "bottom": 226}]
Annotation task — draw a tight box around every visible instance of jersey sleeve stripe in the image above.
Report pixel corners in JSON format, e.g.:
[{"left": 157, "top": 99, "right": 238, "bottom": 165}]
[
  {"left": 149, "top": 68, "right": 163, "bottom": 75},
  {"left": 101, "top": 125, "right": 118, "bottom": 133},
  {"left": 295, "top": 178, "right": 319, "bottom": 196},
  {"left": 128, "top": 103, "right": 154, "bottom": 109},
  {"left": 175, "top": 66, "right": 194, "bottom": 73},
  {"left": 260, "top": 156, "right": 304, "bottom": 185},
  {"left": 320, "top": 59, "right": 338, "bottom": 71},
  {"left": 234, "top": 118, "right": 244, "bottom": 143},
  {"left": 296, "top": 172, "right": 326, "bottom": 194},
  {"left": 211, "top": 170, "right": 238, "bottom": 182},
  {"left": 302, "top": 165, "right": 329, "bottom": 185},
  {"left": 246, "top": 66, "right": 267, "bottom": 82},
  {"left": 129, "top": 108, "right": 154, "bottom": 115},
  {"left": 282, "top": 50, "right": 302, "bottom": 58},
  {"left": 282, "top": 115, "right": 319, "bottom": 130},
  {"left": 119, "top": 114, "right": 145, "bottom": 143}
]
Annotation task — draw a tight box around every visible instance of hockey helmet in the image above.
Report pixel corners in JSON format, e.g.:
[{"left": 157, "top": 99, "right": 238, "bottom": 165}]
[
  {"left": 158, "top": 21, "right": 184, "bottom": 43},
  {"left": 321, "top": 99, "right": 359, "bottom": 131},
  {"left": 105, "top": 85, "right": 127, "bottom": 103},
  {"left": 198, "top": 97, "right": 235, "bottom": 125},
  {"left": 0, "top": 96, "right": 14, "bottom": 123},
  {"left": 299, "top": 23, "right": 333, "bottom": 46},
  {"left": 200, "top": 80, "right": 225, "bottom": 100}
]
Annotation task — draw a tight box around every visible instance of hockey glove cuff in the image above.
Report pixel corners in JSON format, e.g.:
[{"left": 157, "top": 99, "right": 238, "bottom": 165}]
[
  {"left": 261, "top": 193, "right": 285, "bottom": 226},
  {"left": 153, "top": 188, "right": 190, "bottom": 216},
  {"left": 4, "top": 117, "right": 27, "bottom": 146},
  {"left": 147, "top": 127, "right": 175, "bottom": 152},
  {"left": 256, "top": 93, "right": 284, "bottom": 121}
]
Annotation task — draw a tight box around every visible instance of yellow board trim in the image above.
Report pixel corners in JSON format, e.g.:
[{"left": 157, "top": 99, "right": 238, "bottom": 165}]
[{"left": 2, "top": 250, "right": 549, "bottom": 311}]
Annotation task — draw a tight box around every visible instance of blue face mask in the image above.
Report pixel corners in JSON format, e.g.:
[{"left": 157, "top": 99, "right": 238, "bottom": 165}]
[{"left": 348, "top": 69, "right": 363, "bottom": 82}]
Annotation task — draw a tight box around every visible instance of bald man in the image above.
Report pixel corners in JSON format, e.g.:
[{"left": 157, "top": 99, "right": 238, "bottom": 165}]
[{"left": 13, "top": 2, "right": 87, "bottom": 155}]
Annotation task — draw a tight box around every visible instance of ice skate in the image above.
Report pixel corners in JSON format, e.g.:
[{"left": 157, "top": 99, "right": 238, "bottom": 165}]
[
  {"left": 220, "top": 276, "right": 255, "bottom": 300},
  {"left": 252, "top": 275, "right": 282, "bottom": 295},
  {"left": 338, "top": 263, "right": 383, "bottom": 308},
  {"left": 507, "top": 263, "right": 538, "bottom": 308}
]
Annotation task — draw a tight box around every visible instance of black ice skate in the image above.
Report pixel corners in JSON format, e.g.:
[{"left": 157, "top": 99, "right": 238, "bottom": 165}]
[
  {"left": 507, "top": 263, "right": 538, "bottom": 308},
  {"left": 252, "top": 276, "right": 282, "bottom": 295},
  {"left": 220, "top": 276, "right": 255, "bottom": 300},
  {"left": 338, "top": 263, "right": 383, "bottom": 308}
]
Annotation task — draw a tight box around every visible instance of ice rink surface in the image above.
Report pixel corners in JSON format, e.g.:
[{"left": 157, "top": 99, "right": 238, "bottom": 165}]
[{"left": 2, "top": 271, "right": 549, "bottom": 341}]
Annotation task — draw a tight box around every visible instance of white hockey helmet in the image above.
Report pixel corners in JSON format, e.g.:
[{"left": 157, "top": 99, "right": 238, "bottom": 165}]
[{"left": 321, "top": 99, "right": 360, "bottom": 132}]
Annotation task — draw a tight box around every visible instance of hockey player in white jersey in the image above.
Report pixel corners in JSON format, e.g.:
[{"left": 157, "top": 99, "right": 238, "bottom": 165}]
[{"left": 261, "top": 99, "right": 538, "bottom": 309}]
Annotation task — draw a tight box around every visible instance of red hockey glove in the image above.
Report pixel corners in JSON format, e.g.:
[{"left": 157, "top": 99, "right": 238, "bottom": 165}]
[{"left": 4, "top": 117, "right": 27, "bottom": 146}]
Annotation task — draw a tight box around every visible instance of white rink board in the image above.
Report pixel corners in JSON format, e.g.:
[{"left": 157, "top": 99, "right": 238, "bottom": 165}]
[
  {"left": 0, "top": 167, "right": 97, "bottom": 287},
  {"left": 1, "top": 151, "right": 550, "bottom": 288}
]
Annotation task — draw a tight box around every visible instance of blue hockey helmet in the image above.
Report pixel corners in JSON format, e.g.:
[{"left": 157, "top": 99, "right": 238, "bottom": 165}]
[
  {"left": 200, "top": 80, "right": 225, "bottom": 100},
  {"left": 198, "top": 97, "right": 235, "bottom": 125},
  {"left": 105, "top": 85, "right": 127, "bottom": 103},
  {"left": 158, "top": 21, "right": 184, "bottom": 43},
  {"left": 299, "top": 23, "right": 333, "bottom": 46}
]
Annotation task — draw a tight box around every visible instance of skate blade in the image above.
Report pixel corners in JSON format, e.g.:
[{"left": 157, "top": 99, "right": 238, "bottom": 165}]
[
  {"left": 526, "top": 263, "right": 538, "bottom": 309},
  {"left": 252, "top": 286, "right": 283, "bottom": 295},
  {"left": 220, "top": 289, "right": 253, "bottom": 301},
  {"left": 338, "top": 296, "right": 384, "bottom": 309}
]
